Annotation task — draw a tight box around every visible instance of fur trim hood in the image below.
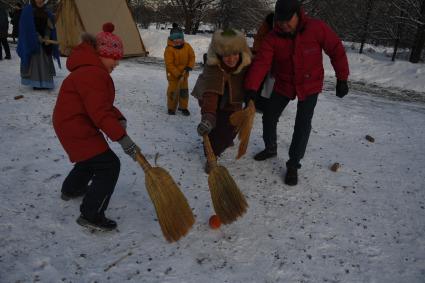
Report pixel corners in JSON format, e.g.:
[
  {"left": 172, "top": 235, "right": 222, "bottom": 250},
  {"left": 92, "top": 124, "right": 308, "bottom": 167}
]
[{"left": 206, "top": 29, "right": 252, "bottom": 74}]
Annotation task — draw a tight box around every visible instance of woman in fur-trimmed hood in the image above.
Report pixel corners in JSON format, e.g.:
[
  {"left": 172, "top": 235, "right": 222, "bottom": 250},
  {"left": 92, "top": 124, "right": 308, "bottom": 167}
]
[{"left": 191, "top": 28, "right": 252, "bottom": 170}]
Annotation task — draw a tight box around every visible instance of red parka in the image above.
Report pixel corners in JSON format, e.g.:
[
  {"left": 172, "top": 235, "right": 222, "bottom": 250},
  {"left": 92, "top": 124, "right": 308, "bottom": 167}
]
[
  {"left": 245, "top": 9, "right": 349, "bottom": 101},
  {"left": 53, "top": 42, "right": 126, "bottom": 163}
]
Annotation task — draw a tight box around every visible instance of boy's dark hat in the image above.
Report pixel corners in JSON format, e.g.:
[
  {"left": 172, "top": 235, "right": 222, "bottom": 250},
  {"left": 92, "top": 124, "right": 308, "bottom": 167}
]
[{"left": 274, "top": 0, "right": 300, "bottom": 22}]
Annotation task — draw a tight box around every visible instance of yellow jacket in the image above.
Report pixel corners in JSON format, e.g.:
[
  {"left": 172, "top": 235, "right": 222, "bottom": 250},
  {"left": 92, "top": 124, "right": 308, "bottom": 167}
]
[{"left": 164, "top": 40, "right": 195, "bottom": 81}]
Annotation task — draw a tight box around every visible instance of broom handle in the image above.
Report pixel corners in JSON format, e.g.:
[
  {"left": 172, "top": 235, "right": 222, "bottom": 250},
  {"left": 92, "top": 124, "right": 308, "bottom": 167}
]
[
  {"left": 41, "top": 39, "right": 60, "bottom": 45},
  {"left": 203, "top": 135, "right": 217, "bottom": 166},
  {"left": 135, "top": 151, "right": 152, "bottom": 172},
  {"left": 173, "top": 70, "right": 186, "bottom": 101}
]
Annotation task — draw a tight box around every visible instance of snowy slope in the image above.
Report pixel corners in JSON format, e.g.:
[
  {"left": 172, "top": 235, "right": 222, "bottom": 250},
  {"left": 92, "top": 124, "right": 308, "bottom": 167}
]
[
  {"left": 140, "top": 28, "right": 425, "bottom": 93},
  {"left": 0, "top": 40, "right": 425, "bottom": 282}
]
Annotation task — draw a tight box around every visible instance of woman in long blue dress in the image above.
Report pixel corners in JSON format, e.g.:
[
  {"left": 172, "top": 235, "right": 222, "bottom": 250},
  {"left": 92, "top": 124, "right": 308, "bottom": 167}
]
[{"left": 17, "top": 0, "right": 60, "bottom": 90}]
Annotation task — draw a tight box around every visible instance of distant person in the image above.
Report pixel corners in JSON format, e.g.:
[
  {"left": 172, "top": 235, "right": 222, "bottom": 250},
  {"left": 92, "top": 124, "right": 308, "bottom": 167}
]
[
  {"left": 10, "top": 3, "right": 22, "bottom": 43},
  {"left": 17, "top": 0, "right": 60, "bottom": 89},
  {"left": 244, "top": 0, "right": 349, "bottom": 186},
  {"left": 0, "top": 1, "right": 11, "bottom": 60},
  {"left": 170, "top": 22, "right": 179, "bottom": 33},
  {"left": 164, "top": 24, "right": 195, "bottom": 116},
  {"left": 53, "top": 23, "right": 140, "bottom": 231},
  {"left": 192, "top": 29, "right": 252, "bottom": 172}
]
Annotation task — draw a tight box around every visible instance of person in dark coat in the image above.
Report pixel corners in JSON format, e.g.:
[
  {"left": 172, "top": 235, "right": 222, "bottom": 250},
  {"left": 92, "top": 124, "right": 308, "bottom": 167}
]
[
  {"left": 10, "top": 3, "right": 22, "bottom": 43},
  {"left": 244, "top": 0, "right": 350, "bottom": 186},
  {"left": 52, "top": 23, "right": 140, "bottom": 231},
  {"left": 17, "top": 0, "right": 60, "bottom": 89},
  {"left": 0, "top": 1, "right": 11, "bottom": 60}
]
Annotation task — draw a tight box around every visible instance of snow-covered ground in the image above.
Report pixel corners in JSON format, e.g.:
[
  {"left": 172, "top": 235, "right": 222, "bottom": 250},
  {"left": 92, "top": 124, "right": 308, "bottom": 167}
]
[{"left": 0, "top": 31, "right": 424, "bottom": 282}]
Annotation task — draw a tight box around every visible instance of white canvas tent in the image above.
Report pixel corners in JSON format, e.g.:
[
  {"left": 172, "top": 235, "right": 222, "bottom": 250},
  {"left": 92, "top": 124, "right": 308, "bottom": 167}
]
[{"left": 55, "top": 0, "right": 147, "bottom": 57}]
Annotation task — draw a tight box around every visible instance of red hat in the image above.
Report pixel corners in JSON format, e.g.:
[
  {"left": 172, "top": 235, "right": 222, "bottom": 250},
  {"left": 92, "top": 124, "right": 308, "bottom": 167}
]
[{"left": 96, "top": 23, "right": 123, "bottom": 60}]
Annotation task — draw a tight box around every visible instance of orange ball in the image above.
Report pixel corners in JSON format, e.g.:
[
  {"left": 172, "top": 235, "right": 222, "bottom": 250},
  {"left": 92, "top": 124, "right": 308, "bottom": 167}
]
[{"left": 209, "top": 215, "right": 221, "bottom": 229}]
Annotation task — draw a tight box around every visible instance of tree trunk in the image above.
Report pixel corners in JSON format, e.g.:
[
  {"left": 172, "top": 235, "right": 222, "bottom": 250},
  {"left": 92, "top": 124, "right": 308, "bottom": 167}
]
[
  {"left": 184, "top": 14, "right": 193, "bottom": 34},
  {"left": 359, "top": 0, "right": 374, "bottom": 54},
  {"left": 409, "top": 0, "right": 425, "bottom": 63},
  {"left": 392, "top": 10, "right": 405, "bottom": 62}
]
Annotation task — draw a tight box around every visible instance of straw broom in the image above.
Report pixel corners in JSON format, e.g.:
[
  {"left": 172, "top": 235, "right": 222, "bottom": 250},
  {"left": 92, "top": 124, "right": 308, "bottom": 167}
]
[
  {"left": 203, "top": 135, "right": 248, "bottom": 224},
  {"left": 135, "top": 152, "right": 195, "bottom": 242},
  {"left": 230, "top": 100, "right": 256, "bottom": 159}
]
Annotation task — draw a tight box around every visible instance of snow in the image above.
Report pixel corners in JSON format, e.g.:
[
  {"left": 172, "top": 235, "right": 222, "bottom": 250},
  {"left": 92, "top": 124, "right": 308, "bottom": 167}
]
[{"left": 0, "top": 30, "right": 425, "bottom": 282}]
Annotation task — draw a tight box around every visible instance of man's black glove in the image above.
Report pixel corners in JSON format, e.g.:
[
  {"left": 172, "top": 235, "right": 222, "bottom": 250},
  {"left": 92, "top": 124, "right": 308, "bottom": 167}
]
[
  {"left": 336, "top": 80, "right": 349, "bottom": 98},
  {"left": 244, "top": 89, "right": 258, "bottom": 105},
  {"left": 184, "top": 66, "right": 193, "bottom": 72},
  {"left": 119, "top": 119, "right": 127, "bottom": 130}
]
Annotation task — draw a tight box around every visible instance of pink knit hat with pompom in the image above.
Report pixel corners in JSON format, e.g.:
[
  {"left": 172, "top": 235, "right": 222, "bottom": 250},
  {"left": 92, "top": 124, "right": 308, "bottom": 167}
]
[{"left": 96, "top": 23, "right": 124, "bottom": 60}]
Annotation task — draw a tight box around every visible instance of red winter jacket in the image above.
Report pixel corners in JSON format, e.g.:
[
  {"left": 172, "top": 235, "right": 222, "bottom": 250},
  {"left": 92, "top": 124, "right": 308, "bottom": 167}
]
[
  {"left": 53, "top": 42, "right": 126, "bottom": 162},
  {"left": 245, "top": 9, "right": 349, "bottom": 101}
]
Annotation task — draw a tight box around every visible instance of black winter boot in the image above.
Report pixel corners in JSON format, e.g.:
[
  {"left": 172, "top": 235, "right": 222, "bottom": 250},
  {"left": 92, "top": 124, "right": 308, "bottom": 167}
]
[
  {"left": 168, "top": 109, "right": 176, "bottom": 115},
  {"left": 254, "top": 148, "right": 277, "bottom": 161},
  {"left": 284, "top": 166, "right": 298, "bottom": 186},
  {"left": 76, "top": 214, "right": 117, "bottom": 231},
  {"left": 178, "top": 108, "right": 190, "bottom": 116}
]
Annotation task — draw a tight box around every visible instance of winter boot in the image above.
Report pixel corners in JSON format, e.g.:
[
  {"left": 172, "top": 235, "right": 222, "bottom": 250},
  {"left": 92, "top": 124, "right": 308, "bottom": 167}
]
[
  {"left": 168, "top": 109, "right": 176, "bottom": 115},
  {"left": 284, "top": 166, "right": 298, "bottom": 186},
  {"left": 254, "top": 148, "right": 277, "bottom": 161},
  {"left": 76, "top": 214, "right": 117, "bottom": 231},
  {"left": 61, "top": 185, "right": 89, "bottom": 201},
  {"left": 178, "top": 108, "right": 190, "bottom": 116}
]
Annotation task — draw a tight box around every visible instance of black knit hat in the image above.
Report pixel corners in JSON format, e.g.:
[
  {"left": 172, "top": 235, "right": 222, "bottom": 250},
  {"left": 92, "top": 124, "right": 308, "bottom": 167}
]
[{"left": 274, "top": 0, "right": 300, "bottom": 22}]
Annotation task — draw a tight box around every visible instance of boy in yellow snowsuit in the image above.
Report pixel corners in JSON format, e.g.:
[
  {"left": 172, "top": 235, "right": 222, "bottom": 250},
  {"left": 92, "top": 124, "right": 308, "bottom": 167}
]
[{"left": 164, "top": 25, "right": 195, "bottom": 116}]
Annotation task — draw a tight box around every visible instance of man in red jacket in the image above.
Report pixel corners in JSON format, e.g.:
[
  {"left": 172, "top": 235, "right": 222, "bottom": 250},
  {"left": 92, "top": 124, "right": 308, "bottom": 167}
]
[
  {"left": 245, "top": 0, "right": 349, "bottom": 186},
  {"left": 53, "top": 23, "right": 139, "bottom": 231}
]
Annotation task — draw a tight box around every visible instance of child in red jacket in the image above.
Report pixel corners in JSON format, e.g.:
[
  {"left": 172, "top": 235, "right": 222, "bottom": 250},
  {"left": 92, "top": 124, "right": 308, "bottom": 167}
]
[{"left": 53, "top": 23, "right": 139, "bottom": 231}]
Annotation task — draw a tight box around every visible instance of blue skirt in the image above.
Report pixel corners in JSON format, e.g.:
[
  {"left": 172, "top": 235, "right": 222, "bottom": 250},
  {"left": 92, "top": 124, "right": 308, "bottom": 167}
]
[{"left": 21, "top": 48, "right": 56, "bottom": 89}]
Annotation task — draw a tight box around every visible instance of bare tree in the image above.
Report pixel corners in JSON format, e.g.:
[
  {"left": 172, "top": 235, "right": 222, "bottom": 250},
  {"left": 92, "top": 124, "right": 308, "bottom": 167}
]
[
  {"left": 359, "top": 0, "right": 374, "bottom": 54},
  {"left": 409, "top": 0, "right": 425, "bottom": 62},
  {"left": 168, "top": 0, "right": 217, "bottom": 34},
  {"left": 213, "top": 0, "right": 270, "bottom": 31}
]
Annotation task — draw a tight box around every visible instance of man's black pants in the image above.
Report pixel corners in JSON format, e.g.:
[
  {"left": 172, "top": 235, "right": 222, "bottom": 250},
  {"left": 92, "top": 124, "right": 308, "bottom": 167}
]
[
  {"left": 0, "top": 38, "right": 11, "bottom": 59},
  {"left": 62, "top": 149, "right": 120, "bottom": 220},
  {"left": 262, "top": 92, "right": 318, "bottom": 169}
]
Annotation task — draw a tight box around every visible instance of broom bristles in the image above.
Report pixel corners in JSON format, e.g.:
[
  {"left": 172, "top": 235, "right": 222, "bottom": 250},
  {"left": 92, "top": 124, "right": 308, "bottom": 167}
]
[
  {"left": 145, "top": 167, "right": 195, "bottom": 242},
  {"left": 230, "top": 101, "right": 256, "bottom": 159},
  {"left": 208, "top": 166, "right": 248, "bottom": 224}
]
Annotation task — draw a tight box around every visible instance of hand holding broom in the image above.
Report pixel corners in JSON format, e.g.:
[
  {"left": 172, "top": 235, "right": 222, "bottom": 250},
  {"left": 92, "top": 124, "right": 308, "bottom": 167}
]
[
  {"left": 119, "top": 136, "right": 195, "bottom": 242},
  {"left": 202, "top": 135, "right": 248, "bottom": 224}
]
